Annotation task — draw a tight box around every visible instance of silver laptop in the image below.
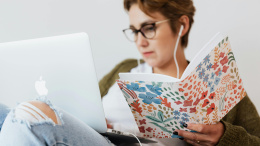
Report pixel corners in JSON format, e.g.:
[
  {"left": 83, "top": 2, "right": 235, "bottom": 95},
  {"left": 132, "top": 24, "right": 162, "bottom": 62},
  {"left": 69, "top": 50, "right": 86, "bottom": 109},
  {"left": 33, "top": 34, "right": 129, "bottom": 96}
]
[{"left": 0, "top": 33, "right": 156, "bottom": 144}]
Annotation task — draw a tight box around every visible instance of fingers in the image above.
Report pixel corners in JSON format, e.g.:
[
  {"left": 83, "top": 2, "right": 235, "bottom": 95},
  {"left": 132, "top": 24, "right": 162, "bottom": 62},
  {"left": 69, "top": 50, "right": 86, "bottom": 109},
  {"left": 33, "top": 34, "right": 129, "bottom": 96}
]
[
  {"left": 185, "top": 122, "right": 210, "bottom": 134},
  {"left": 185, "top": 122, "right": 223, "bottom": 134},
  {"left": 176, "top": 130, "right": 211, "bottom": 142},
  {"left": 174, "top": 122, "right": 225, "bottom": 146},
  {"left": 107, "top": 123, "right": 113, "bottom": 129},
  {"left": 106, "top": 119, "right": 113, "bottom": 129}
]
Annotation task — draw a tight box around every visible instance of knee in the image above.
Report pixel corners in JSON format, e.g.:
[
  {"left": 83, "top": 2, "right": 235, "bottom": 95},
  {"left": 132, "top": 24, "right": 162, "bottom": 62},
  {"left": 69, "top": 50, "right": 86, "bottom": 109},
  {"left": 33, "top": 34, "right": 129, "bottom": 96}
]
[
  {"left": 15, "top": 101, "right": 61, "bottom": 125},
  {"left": 0, "top": 103, "right": 10, "bottom": 131}
]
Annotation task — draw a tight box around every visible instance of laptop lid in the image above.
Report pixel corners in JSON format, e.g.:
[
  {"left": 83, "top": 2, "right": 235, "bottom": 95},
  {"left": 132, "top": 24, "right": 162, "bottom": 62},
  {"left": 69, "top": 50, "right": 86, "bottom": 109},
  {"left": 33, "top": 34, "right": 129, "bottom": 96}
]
[{"left": 0, "top": 33, "right": 107, "bottom": 133}]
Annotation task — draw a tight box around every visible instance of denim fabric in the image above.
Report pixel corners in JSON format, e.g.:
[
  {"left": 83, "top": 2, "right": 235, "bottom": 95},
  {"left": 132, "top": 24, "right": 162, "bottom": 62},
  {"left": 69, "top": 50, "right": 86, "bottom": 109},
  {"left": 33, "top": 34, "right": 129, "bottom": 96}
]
[
  {"left": 0, "top": 98, "right": 113, "bottom": 146},
  {"left": 0, "top": 103, "right": 10, "bottom": 132}
]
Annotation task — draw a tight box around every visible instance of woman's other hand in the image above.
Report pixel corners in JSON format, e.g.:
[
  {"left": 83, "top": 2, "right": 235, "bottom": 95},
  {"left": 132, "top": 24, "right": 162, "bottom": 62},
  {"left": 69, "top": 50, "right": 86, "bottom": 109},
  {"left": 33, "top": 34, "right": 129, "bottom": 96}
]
[
  {"left": 174, "top": 122, "right": 224, "bottom": 146},
  {"left": 106, "top": 119, "right": 113, "bottom": 129}
]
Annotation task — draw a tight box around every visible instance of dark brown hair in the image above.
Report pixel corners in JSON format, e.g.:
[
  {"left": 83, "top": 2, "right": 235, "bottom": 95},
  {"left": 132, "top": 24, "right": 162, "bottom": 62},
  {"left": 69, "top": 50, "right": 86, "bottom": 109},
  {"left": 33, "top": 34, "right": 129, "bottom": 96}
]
[{"left": 124, "top": 0, "right": 195, "bottom": 48}]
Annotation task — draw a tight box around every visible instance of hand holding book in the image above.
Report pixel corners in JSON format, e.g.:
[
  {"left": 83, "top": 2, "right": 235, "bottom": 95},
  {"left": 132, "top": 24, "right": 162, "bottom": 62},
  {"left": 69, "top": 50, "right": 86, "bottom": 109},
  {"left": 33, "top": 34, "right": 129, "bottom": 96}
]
[{"left": 175, "top": 122, "right": 224, "bottom": 145}]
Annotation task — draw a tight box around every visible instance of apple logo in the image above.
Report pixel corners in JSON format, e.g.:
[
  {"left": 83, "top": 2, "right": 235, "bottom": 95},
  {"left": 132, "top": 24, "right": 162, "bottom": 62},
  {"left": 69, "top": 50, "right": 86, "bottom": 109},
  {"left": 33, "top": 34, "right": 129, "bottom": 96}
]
[{"left": 35, "top": 76, "right": 48, "bottom": 97}]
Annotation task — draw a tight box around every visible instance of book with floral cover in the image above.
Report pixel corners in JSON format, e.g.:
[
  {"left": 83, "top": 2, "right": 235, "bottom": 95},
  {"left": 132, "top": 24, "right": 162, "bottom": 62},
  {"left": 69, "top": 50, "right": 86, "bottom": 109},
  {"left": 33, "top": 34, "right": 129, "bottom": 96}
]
[{"left": 116, "top": 33, "right": 247, "bottom": 138}]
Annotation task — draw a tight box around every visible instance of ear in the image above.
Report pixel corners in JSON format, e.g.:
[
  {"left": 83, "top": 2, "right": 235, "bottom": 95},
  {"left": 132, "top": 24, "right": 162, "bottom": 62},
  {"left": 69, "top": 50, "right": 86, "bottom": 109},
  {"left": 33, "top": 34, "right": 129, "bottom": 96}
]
[{"left": 178, "top": 15, "right": 190, "bottom": 37}]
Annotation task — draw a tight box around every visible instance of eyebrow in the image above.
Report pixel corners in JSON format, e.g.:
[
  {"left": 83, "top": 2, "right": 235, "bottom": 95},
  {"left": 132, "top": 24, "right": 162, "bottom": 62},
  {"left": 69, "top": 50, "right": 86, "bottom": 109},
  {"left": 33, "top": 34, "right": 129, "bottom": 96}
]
[{"left": 129, "top": 20, "right": 156, "bottom": 29}]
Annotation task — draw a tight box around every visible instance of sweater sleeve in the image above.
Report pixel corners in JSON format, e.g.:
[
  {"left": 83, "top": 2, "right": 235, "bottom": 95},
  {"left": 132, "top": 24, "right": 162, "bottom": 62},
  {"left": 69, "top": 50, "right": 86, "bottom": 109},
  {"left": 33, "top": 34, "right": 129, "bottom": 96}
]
[
  {"left": 217, "top": 95, "right": 260, "bottom": 146},
  {"left": 99, "top": 59, "right": 144, "bottom": 98}
]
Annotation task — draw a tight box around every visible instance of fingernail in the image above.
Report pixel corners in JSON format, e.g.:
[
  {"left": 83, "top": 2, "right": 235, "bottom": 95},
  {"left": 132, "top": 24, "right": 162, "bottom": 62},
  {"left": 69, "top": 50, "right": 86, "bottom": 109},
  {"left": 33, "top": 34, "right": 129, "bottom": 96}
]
[
  {"left": 183, "top": 123, "right": 188, "bottom": 128},
  {"left": 179, "top": 138, "right": 184, "bottom": 140},
  {"left": 173, "top": 131, "right": 178, "bottom": 135}
]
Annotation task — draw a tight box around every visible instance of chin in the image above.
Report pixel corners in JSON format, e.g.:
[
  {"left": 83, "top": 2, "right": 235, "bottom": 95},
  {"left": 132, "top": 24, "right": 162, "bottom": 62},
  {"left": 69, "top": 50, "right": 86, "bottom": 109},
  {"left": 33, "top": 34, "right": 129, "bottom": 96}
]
[{"left": 144, "top": 59, "right": 159, "bottom": 68}]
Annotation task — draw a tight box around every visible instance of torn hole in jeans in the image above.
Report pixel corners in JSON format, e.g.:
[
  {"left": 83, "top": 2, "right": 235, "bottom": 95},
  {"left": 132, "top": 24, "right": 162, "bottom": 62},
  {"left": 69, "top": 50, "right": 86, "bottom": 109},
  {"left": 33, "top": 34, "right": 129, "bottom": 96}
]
[{"left": 14, "top": 102, "right": 62, "bottom": 126}]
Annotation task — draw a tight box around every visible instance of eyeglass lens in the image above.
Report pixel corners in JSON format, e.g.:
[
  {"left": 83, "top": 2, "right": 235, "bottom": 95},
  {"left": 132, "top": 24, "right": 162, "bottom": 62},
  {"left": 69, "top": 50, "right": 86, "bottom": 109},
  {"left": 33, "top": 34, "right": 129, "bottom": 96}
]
[{"left": 124, "top": 24, "right": 156, "bottom": 42}]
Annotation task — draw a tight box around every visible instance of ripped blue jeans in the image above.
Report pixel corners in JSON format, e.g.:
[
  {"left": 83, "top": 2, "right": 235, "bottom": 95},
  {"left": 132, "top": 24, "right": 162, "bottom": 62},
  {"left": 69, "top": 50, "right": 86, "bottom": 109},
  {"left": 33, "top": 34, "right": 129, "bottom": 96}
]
[
  {"left": 0, "top": 98, "right": 113, "bottom": 146},
  {"left": 0, "top": 103, "right": 10, "bottom": 131}
]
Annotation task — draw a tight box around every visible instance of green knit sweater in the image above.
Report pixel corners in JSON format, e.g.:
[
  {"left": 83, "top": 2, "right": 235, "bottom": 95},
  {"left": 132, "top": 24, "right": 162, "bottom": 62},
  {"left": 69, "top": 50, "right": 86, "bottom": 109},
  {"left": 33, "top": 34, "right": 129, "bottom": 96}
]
[{"left": 99, "top": 59, "right": 260, "bottom": 146}]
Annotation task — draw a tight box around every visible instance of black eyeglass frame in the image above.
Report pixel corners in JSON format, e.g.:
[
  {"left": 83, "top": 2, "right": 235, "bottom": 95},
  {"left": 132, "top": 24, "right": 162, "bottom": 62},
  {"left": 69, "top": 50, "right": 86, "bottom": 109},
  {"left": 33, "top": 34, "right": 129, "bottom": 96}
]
[{"left": 122, "top": 19, "right": 170, "bottom": 42}]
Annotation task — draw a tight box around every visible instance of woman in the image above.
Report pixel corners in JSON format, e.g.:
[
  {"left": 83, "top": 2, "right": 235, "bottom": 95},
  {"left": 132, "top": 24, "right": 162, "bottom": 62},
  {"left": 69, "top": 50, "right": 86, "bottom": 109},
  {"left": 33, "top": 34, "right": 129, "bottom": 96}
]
[
  {"left": 101, "top": 0, "right": 260, "bottom": 145},
  {"left": 0, "top": 0, "right": 259, "bottom": 146}
]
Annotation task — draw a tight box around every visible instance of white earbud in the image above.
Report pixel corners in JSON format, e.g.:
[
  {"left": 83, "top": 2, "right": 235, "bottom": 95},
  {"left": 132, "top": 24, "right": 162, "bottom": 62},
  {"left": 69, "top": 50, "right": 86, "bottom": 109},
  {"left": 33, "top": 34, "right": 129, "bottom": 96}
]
[
  {"left": 174, "top": 25, "right": 184, "bottom": 79},
  {"left": 178, "top": 25, "right": 184, "bottom": 36}
]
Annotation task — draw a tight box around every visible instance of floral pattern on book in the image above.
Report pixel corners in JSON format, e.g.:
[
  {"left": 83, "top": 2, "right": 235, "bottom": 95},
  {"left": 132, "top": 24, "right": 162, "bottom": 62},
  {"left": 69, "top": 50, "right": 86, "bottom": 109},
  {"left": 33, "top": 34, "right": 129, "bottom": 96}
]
[{"left": 116, "top": 36, "right": 246, "bottom": 138}]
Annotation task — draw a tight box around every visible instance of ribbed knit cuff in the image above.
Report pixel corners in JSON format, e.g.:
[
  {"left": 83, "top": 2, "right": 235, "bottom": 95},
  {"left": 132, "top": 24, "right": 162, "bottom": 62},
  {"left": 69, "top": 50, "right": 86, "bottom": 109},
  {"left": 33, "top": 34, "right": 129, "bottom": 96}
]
[{"left": 217, "top": 120, "right": 245, "bottom": 146}]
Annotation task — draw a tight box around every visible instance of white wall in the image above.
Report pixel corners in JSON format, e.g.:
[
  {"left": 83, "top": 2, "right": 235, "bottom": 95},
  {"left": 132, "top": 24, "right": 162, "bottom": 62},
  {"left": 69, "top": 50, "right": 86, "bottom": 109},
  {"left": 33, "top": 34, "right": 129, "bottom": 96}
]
[{"left": 0, "top": 0, "right": 259, "bottom": 112}]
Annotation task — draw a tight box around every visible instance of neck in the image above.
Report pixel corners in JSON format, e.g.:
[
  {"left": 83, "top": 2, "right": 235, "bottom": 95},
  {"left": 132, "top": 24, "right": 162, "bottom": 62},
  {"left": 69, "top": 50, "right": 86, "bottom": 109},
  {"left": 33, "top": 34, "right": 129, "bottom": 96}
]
[{"left": 153, "top": 47, "right": 188, "bottom": 78}]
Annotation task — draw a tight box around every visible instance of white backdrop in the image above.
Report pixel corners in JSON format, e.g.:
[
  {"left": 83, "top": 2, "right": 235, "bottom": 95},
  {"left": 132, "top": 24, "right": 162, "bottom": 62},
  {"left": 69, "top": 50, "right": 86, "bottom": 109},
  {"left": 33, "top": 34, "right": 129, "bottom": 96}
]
[{"left": 0, "top": 0, "right": 259, "bottom": 112}]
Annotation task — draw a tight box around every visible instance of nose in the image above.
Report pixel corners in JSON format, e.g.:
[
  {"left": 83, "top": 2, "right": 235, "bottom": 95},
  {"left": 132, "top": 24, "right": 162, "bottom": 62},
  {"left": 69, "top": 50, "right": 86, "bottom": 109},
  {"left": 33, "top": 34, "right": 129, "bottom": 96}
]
[{"left": 135, "top": 32, "right": 148, "bottom": 47}]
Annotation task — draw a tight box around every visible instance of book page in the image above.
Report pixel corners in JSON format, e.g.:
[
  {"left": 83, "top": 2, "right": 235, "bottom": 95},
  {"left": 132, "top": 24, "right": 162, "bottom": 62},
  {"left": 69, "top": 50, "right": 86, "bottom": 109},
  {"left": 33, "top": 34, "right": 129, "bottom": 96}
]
[
  {"left": 181, "top": 33, "right": 224, "bottom": 80},
  {"left": 119, "top": 73, "right": 180, "bottom": 82}
]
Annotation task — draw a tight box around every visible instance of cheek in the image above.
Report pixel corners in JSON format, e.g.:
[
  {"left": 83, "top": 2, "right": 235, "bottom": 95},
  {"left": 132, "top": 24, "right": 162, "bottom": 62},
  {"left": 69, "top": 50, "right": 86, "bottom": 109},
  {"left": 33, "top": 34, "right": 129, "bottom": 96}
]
[
  {"left": 155, "top": 41, "right": 174, "bottom": 58},
  {"left": 154, "top": 28, "right": 177, "bottom": 57}
]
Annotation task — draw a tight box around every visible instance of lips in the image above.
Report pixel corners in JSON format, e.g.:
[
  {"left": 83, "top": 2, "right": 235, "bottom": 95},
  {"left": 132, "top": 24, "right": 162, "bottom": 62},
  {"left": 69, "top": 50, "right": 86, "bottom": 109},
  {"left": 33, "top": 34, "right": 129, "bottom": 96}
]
[{"left": 143, "top": 51, "right": 154, "bottom": 57}]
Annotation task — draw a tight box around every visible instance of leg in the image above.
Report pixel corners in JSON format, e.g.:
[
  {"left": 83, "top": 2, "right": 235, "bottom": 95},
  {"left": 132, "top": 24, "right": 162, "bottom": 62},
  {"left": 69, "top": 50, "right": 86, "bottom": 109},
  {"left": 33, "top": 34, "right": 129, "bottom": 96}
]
[
  {"left": 0, "top": 98, "right": 113, "bottom": 146},
  {"left": 0, "top": 103, "right": 10, "bottom": 131}
]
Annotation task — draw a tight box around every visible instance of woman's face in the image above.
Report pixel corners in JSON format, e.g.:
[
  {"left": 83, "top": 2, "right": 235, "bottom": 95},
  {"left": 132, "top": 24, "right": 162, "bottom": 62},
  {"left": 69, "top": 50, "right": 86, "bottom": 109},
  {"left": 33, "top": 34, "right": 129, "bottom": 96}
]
[{"left": 128, "top": 4, "right": 179, "bottom": 68}]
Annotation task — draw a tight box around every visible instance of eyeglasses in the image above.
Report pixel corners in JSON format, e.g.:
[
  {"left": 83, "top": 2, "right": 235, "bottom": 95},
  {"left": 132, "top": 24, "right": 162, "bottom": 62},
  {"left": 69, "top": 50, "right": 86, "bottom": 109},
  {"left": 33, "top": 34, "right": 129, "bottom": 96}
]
[{"left": 123, "top": 19, "right": 170, "bottom": 42}]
